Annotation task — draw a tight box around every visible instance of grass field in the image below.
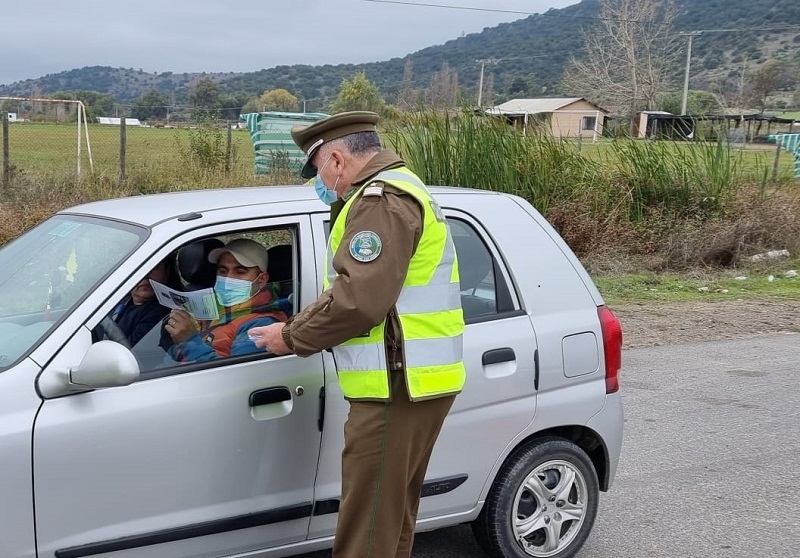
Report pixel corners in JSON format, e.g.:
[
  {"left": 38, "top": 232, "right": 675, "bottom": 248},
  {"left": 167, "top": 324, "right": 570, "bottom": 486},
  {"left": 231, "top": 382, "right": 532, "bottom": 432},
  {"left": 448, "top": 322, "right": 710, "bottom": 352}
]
[
  {"left": 577, "top": 137, "right": 796, "bottom": 178},
  {"left": 3, "top": 122, "right": 263, "bottom": 177}
]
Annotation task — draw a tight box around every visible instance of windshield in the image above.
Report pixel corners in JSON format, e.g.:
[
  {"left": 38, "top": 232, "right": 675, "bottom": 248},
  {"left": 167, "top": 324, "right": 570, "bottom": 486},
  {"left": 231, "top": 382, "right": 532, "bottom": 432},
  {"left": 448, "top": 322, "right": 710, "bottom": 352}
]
[{"left": 0, "top": 215, "right": 146, "bottom": 370}]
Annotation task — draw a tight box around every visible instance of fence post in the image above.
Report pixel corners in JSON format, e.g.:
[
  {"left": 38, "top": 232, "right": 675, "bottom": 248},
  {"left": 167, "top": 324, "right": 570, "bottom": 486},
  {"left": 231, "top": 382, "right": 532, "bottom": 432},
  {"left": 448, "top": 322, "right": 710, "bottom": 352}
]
[
  {"left": 119, "top": 116, "right": 127, "bottom": 183},
  {"left": 772, "top": 136, "right": 782, "bottom": 182},
  {"left": 2, "top": 112, "right": 9, "bottom": 188},
  {"left": 225, "top": 120, "right": 232, "bottom": 174}
]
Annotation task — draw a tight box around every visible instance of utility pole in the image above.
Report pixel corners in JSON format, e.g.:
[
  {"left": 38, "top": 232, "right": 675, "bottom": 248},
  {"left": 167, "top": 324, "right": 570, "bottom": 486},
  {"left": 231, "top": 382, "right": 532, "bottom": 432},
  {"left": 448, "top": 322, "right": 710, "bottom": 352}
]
[
  {"left": 680, "top": 31, "right": 702, "bottom": 115},
  {"left": 476, "top": 58, "right": 500, "bottom": 108}
]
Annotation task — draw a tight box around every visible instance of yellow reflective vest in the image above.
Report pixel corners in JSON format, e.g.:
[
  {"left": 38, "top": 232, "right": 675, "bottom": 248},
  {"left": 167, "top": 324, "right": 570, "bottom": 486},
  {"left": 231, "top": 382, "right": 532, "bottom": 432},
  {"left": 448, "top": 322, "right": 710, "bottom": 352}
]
[{"left": 324, "top": 167, "right": 466, "bottom": 401}]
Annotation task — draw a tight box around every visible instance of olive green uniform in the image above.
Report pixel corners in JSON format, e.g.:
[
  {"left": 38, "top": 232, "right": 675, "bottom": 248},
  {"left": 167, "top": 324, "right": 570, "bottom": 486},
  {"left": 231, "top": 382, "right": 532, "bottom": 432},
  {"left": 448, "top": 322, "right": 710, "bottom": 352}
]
[{"left": 281, "top": 150, "right": 457, "bottom": 558}]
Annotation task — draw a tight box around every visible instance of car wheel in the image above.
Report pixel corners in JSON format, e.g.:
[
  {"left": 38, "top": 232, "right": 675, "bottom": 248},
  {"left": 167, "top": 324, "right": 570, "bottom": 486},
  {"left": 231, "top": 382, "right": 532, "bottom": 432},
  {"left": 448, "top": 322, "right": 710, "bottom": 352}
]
[{"left": 472, "top": 437, "right": 599, "bottom": 558}]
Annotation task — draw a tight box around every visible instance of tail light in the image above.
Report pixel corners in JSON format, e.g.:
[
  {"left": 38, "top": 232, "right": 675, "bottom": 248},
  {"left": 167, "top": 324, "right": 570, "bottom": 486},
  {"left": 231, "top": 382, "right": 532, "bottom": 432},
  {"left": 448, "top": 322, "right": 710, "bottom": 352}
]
[{"left": 598, "top": 306, "right": 622, "bottom": 393}]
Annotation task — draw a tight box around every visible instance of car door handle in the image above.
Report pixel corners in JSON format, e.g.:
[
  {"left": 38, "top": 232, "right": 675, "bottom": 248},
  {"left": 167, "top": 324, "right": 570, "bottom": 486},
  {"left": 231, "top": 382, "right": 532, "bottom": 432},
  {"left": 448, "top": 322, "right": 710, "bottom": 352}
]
[
  {"left": 482, "top": 348, "right": 516, "bottom": 366},
  {"left": 249, "top": 387, "right": 291, "bottom": 407}
]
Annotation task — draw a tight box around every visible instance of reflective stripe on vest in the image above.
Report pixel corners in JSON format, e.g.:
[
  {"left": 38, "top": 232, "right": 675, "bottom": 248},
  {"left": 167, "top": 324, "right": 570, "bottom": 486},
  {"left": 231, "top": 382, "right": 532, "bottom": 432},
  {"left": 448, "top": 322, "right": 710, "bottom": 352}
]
[{"left": 324, "top": 166, "right": 466, "bottom": 400}]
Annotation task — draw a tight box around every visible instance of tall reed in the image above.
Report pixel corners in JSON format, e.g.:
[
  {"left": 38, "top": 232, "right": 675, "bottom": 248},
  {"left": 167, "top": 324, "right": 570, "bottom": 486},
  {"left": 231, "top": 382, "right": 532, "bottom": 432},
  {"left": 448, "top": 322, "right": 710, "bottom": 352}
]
[{"left": 386, "top": 109, "right": 605, "bottom": 216}]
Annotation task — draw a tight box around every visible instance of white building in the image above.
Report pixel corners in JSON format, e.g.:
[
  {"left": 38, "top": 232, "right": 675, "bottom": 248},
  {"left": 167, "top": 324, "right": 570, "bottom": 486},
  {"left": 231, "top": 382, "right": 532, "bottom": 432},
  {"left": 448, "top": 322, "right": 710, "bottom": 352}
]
[{"left": 97, "top": 117, "right": 142, "bottom": 127}]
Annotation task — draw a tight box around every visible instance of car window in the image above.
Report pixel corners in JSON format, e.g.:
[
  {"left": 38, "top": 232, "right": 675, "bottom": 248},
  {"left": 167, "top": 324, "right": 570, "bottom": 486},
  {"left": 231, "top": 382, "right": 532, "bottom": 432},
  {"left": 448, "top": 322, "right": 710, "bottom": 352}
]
[
  {"left": 448, "top": 218, "right": 515, "bottom": 322},
  {"left": 0, "top": 215, "right": 145, "bottom": 370},
  {"left": 96, "top": 226, "right": 299, "bottom": 375}
]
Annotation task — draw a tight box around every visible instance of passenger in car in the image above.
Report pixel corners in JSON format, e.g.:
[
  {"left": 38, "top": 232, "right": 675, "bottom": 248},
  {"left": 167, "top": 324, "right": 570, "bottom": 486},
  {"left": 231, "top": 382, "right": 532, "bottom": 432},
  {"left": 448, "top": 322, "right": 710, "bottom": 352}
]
[
  {"left": 164, "top": 239, "right": 290, "bottom": 362},
  {"left": 101, "top": 257, "right": 180, "bottom": 346}
]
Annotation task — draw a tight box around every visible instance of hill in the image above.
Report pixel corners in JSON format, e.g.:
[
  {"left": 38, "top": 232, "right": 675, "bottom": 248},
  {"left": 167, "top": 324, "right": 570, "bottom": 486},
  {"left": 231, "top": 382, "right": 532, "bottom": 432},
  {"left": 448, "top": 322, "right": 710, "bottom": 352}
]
[{"left": 1, "top": 0, "right": 798, "bottom": 107}]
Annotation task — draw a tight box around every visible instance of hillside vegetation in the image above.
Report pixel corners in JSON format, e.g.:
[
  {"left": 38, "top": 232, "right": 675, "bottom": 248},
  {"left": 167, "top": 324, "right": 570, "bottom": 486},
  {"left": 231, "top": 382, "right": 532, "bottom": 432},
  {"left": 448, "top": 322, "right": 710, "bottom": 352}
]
[{"left": 1, "top": 0, "right": 798, "bottom": 106}]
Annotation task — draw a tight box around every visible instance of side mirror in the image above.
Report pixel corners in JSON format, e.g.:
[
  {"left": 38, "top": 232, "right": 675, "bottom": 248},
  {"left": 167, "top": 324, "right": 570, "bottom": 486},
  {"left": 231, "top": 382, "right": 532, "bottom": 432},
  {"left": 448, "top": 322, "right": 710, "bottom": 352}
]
[{"left": 69, "top": 340, "right": 140, "bottom": 389}]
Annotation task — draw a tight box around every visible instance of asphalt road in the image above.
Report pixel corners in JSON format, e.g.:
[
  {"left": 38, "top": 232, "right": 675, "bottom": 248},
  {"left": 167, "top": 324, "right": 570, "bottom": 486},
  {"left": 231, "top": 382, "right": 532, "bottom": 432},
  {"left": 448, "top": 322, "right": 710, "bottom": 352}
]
[{"left": 301, "top": 333, "right": 800, "bottom": 558}]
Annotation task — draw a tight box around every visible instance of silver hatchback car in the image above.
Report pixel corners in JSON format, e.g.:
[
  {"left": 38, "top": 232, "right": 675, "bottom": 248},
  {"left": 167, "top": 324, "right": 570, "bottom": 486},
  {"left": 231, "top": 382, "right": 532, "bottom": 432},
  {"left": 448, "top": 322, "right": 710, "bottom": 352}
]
[{"left": 0, "top": 186, "right": 623, "bottom": 558}]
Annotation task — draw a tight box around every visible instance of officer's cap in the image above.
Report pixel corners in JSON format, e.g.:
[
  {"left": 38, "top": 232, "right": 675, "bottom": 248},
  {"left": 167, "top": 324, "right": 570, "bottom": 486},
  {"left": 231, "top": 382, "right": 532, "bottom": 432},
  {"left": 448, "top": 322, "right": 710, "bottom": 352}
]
[{"left": 291, "top": 111, "right": 380, "bottom": 179}]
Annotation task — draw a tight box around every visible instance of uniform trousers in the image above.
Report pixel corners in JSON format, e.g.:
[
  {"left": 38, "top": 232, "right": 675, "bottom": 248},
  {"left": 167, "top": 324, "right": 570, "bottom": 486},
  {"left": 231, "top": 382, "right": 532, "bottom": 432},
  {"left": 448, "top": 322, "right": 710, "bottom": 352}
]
[{"left": 331, "top": 370, "right": 456, "bottom": 558}]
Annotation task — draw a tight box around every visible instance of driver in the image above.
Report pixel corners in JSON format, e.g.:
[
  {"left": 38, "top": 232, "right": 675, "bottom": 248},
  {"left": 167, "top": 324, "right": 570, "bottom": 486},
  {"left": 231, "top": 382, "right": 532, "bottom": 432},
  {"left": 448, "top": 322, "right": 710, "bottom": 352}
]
[
  {"left": 164, "top": 238, "right": 290, "bottom": 362},
  {"left": 103, "top": 258, "right": 177, "bottom": 346}
]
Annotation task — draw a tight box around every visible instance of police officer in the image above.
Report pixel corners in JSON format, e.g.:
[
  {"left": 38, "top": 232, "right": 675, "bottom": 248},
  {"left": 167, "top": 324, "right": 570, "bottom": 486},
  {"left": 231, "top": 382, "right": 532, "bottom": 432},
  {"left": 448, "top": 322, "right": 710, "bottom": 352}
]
[{"left": 251, "top": 111, "right": 466, "bottom": 558}]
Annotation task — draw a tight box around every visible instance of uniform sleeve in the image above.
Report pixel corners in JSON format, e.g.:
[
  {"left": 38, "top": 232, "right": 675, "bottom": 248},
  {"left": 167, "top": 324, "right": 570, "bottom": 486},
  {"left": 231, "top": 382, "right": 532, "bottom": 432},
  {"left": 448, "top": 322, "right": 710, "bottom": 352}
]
[{"left": 287, "top": 188, "right": 423, "bottom": 357}]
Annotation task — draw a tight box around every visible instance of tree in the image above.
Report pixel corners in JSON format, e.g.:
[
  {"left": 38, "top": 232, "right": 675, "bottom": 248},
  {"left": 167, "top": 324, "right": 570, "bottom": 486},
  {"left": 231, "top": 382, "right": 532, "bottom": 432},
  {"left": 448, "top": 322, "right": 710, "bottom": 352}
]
[
  {"left": 330, "top": 71, "right": 385, "bottom": 114},
  {"left": 660, "top": 90, "right": 722, "bottom": 115},
  {"left": 241, "top": 97, "right": 261, "bottom": 115},
  {"left": 745, "top": 59, "right": 784, "bottom": 113},
  {"left": 131, "top": 90, "right": 169, "bottom": 121},
  {"left": 259, "top": 88, "right": 299, "bottom": 112},
  {"left": 220, "top": 91, "right": 252, "bottom": 120},
  {"left": 562, "top": 0, "right": 680, "bottom": 128},
  {"left": 793, "top": 88, "right": 800, "bottom": 109},
  {"left": 506, "top": 75, "right": 539, "bottom": 98},
  {"left": 50, "top": 90, "right": 117, "bottom": 122},
  {"left": 425, "top": 62, "right": 459, "bottom": 108},
  {"left": 190, "top": 78, "right": 221, "bottom": 116},
  {"left": 400, "top": 58, "right": 418, "bottom": 110}
]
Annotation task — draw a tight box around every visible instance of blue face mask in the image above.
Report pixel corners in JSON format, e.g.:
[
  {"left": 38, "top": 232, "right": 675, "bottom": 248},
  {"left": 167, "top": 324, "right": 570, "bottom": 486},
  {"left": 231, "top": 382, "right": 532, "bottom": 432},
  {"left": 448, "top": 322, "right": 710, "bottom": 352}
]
[
  {"left": 314, "top": 175, "right": 338, "bottom": 205},
  {"left": 313, "top": 155, "right": 338, "bottom": 206},
  {"left": 215, "top": 276, "right": 254, "bottom": 307}
]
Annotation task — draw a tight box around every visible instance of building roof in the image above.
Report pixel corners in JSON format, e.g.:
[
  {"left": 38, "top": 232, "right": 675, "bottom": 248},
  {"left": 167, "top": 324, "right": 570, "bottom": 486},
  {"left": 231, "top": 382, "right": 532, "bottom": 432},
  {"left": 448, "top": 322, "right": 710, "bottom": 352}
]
[{"left": 486, "top": 97, "right": 607, "bottom": 116}]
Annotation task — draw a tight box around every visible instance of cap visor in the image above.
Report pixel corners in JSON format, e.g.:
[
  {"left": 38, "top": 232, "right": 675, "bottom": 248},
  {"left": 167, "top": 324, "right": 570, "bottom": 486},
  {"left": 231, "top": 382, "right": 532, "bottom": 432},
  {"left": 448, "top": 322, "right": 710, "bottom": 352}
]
[{"left": 301, "top": 160, "right": 317, "bottom": 179}]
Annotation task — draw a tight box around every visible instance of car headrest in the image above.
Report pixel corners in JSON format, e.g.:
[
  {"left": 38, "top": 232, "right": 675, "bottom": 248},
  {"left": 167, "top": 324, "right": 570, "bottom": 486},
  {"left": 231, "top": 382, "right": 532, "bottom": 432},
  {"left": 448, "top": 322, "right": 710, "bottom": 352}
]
[
  {"left": 178, "top": 238, "right": 225, "bottom": 290},
  {"left": 453, "top": 234, "right": 492, "bottom": 292},
  {"left": 267, "top": 244, "right": 293, "bottom": 283}
]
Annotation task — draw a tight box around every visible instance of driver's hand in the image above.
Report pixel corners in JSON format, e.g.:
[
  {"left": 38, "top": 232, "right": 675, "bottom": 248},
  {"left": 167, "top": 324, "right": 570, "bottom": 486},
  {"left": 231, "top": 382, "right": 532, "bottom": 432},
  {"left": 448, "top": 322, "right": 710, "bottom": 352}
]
[{"left": 165, "top": 310, "right": 200, "bottom": 344}]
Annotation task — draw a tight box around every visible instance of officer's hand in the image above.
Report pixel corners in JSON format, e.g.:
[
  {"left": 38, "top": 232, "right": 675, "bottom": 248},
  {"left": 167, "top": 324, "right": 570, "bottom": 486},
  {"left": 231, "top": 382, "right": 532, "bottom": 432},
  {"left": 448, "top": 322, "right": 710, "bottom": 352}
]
[{"left": 249, "top": 323, "right": 292, "bottom": 355}]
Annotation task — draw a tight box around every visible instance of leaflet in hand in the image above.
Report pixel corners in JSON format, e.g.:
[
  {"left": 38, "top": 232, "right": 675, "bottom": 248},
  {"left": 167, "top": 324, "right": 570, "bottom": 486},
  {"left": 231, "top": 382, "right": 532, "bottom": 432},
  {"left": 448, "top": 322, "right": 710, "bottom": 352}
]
[{"left": 149, "top": 280, "right": 219, "bottom": 321}]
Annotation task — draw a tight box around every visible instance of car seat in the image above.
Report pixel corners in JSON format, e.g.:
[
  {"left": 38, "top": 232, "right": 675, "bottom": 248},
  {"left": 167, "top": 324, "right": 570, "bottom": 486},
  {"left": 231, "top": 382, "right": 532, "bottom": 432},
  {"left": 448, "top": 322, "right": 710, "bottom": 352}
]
[
  {"left": 177, "top": 238, "right": 225, "bottom": 291},
  {"left": 452, "top": 233, "right": 496, "bottom": 318}
]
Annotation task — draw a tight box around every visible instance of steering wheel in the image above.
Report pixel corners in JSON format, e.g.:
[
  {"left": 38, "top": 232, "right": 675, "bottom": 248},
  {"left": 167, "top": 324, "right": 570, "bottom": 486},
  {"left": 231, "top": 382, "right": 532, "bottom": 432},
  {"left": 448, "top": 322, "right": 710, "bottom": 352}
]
[{"left": 99, "top": 316, "right": 133, "bottom": 350}]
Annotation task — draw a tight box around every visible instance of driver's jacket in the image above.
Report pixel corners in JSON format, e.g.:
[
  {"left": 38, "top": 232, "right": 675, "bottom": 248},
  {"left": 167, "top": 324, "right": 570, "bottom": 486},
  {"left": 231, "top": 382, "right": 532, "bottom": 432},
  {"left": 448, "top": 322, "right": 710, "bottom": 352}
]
[{"left": 168, "top": 289, "right": 290, "bottom": 363}]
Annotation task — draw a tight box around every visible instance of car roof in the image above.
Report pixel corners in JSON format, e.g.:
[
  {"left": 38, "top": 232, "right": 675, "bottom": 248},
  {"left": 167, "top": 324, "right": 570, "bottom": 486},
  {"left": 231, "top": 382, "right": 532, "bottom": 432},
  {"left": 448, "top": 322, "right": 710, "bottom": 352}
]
[{"left": 60, "top": 185, "right": 497, "bottom": 227}]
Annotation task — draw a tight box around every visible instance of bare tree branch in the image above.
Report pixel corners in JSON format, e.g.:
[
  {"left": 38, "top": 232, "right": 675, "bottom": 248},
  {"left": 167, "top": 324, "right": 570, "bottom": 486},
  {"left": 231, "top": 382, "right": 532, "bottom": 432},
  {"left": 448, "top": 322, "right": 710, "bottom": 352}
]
[{"left": 563, "top": 0, "right": 681, "bottom": 128}]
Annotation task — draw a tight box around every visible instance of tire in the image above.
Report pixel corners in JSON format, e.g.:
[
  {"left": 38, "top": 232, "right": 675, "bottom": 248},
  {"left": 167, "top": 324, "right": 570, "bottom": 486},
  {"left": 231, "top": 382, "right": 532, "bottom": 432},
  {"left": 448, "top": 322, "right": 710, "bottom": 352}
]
[{"left": 472, "top": 437, "right": 599, "bottom": 558}]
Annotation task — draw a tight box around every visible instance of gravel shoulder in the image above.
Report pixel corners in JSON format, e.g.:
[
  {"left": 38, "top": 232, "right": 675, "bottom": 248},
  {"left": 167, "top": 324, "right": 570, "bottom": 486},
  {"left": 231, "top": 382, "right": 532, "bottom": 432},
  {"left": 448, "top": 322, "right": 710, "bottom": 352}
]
[{"left": 612, "top": 298, "right": 800, "bottom": 348}]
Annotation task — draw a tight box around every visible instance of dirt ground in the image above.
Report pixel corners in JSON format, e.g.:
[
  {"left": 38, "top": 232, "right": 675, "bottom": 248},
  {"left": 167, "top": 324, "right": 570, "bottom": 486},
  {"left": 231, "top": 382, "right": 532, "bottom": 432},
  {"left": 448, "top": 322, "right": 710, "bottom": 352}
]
[{"left": 612, "top": 298, "right": 800, "bottom": 348}]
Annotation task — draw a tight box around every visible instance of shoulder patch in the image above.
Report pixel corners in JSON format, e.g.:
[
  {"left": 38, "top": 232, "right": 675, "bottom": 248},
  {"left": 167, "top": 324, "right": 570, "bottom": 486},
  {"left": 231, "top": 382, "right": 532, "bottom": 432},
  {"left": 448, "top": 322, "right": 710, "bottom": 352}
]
[
  {"left": 349, "top": 231, "right": 382, "bottom": 262},
  {"left": 362, "top": 182, "right": 385, "bottom": 197},
  {"left": 429, "top": 199, "right": 446, "bottom": 223}
]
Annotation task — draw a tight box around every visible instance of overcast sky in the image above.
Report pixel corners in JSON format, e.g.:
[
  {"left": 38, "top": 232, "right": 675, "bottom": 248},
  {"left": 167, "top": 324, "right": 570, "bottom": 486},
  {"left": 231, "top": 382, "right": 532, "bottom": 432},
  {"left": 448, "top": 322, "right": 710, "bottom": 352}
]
[{"left": 0, "top": 0, "right": 578, "bottom": 85}]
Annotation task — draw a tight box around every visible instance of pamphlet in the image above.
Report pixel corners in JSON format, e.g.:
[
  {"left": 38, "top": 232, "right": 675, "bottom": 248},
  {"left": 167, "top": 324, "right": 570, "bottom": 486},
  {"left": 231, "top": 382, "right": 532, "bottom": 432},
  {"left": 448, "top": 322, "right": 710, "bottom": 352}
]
[{"left": 149, "top": 279, "right": 219, "bottom": 321}]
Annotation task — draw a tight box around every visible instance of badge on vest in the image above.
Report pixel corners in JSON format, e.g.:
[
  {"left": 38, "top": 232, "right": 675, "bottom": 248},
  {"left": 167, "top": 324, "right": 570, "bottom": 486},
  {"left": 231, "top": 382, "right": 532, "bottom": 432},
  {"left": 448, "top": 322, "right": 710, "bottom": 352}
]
[{"left": 349, "top": 231, "right": 382, "bottom": 262}]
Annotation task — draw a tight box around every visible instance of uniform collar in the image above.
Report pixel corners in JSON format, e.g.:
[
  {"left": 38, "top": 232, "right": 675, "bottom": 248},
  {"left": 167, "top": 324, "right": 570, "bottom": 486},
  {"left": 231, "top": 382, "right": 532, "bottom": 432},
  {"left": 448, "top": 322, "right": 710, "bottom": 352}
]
[{"left": 349, "top": 149, "right": 406, "bottom": 193}]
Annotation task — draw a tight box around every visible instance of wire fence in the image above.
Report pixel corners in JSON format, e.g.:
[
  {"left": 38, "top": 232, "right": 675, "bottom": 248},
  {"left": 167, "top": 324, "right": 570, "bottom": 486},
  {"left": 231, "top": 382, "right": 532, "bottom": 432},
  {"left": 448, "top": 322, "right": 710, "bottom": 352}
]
[{"left": 0, "top": 112, "right": 322, "bottom": 189}]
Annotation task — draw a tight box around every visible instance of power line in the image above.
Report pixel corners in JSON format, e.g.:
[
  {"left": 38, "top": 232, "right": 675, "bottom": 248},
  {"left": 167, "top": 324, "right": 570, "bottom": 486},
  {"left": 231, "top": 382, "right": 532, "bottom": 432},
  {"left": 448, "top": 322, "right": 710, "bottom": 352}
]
[
  {"left": 362, "top": 0, "right": 800, "bottom": 31},
  {"left": 684, "top": 25, "right": 800, "bottom": 34},
  {"left": 360, "top": 0, "right": 636, "bottom": 22}
]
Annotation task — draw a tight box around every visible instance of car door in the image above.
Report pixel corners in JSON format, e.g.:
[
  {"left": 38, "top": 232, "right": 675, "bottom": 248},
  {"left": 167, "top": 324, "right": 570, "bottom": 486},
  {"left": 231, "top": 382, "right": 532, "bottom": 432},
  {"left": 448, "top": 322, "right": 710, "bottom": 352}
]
[
  {"left": 32, "top": 215, "right": 324, "bottom": 558},
  {"left": 305, "top": 207, "right": 540, "bottom": 539},
  {"left": 414, "top": 212, "right": 540, "bottom": 519}
]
